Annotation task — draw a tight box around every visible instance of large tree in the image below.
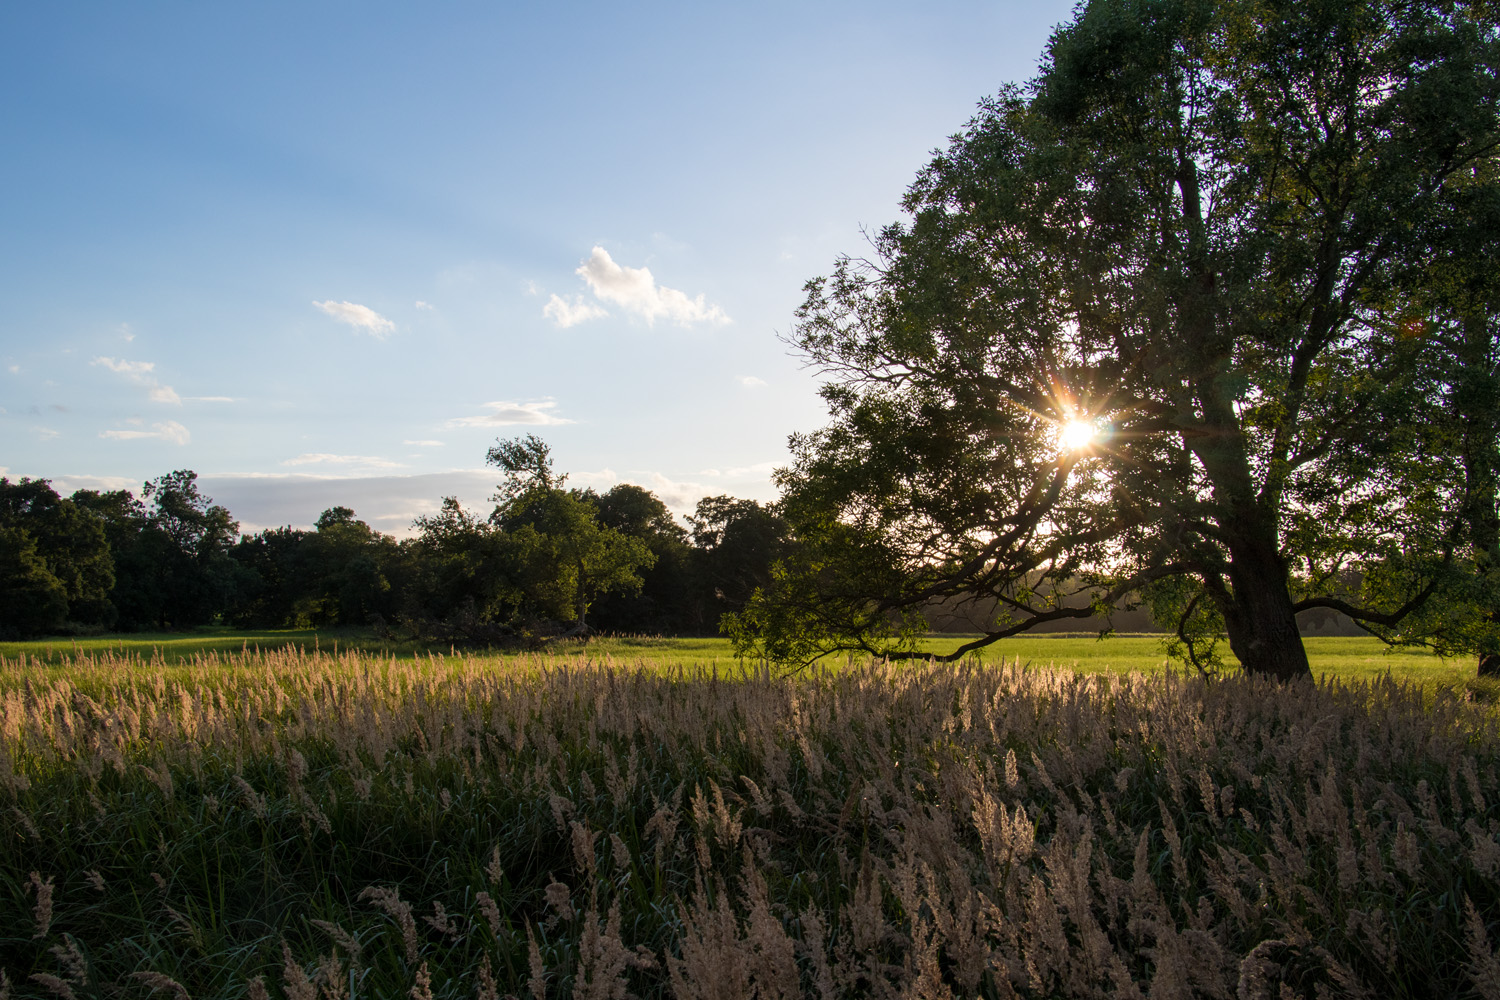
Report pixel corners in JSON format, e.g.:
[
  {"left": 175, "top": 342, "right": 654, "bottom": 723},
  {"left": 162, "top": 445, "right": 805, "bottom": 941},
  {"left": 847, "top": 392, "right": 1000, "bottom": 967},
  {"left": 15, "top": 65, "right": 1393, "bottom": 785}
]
[{"left": 730, "top": 0, "right": 1500, "bottom": 678}]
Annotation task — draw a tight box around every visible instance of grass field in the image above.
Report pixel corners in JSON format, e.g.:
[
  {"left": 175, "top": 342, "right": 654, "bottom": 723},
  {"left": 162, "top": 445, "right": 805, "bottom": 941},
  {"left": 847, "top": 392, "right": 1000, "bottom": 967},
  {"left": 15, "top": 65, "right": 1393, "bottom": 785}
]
[
  {"left": 0, "top": 628, "right": 1478, "bottom": 689},
  {"left": 1, "top": 645, "right": 1497, "bottom": 998}
]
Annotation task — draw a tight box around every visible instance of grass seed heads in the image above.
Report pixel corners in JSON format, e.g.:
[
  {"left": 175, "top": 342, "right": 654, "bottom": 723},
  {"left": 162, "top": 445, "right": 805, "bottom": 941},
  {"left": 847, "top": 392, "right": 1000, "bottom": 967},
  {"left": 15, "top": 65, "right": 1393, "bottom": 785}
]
[{"left": 0, "top": 646, "right": 1496, "bottom": 997}]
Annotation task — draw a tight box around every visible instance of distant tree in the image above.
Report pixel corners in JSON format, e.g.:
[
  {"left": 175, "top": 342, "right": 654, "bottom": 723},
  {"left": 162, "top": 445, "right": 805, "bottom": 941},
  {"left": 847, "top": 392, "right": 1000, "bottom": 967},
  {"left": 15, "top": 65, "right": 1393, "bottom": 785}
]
[
  {"left": 305, "top": 507, "right": 400, "bottom": 625},
  {"left": 0, "top": 477, "right": 114, "bottom": 635},
  {"left": 578, "top": 484, "right": 693, "bottom": 633},
  {"left": 688, "top": 496, "right": 790, "bottom": 632},
  {"left": 487, "top": 434, "right": 559, "bottom": 502},
  {"left": 0, "top": 526, "right": 69, "bottom": 638},
  {"left": 228, "top": 525, "right": 313, "bottom": 627},
  {"left": 489, "top": 440, "right": 654, "bottom": 631},
  {"left": 315, "top": 506, "right": 360, "bottom": 530},
  {"left": 227, "top": 509, "right": 402, "bottom": 629},
  {"left": 590, "top": 484, "right": 687, "bottom": 544},
  {"left": 405, "top": 497, "right": 518, "bottom": 633},
  {"left": 104, "top": 470, "right": 247, "bottom": 629},
  {"left": 729, "top": 0, "right": 1500, "bottom": 677},
  {"left": 70, "top": 487, "right": 151, "bottom": 627}
]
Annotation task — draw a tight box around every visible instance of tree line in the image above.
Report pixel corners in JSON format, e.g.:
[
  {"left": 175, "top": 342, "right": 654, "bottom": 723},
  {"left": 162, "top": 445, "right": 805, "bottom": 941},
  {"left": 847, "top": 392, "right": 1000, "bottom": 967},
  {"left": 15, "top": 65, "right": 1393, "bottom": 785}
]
[{"left": 0, "top": 435, "right": 788, "bottom": 642}]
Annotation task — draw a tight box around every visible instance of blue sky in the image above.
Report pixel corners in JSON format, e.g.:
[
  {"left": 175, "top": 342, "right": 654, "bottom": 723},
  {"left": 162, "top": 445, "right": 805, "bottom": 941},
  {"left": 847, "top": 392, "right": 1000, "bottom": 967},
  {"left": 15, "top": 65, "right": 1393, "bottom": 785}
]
[{"left": 1, "top": 2, "right": 1073, "bottom": 535}]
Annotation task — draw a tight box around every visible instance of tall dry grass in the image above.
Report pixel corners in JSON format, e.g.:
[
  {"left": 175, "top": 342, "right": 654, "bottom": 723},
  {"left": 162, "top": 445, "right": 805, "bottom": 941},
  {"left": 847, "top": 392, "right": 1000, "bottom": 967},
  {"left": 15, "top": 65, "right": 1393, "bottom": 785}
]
[{"left": 0, "top": 647, "right": 1497, "bottom": 998}]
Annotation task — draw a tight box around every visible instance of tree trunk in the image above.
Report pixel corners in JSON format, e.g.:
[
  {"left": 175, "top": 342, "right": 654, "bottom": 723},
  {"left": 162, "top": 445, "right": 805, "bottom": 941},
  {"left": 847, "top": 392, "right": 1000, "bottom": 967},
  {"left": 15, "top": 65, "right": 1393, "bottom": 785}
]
[
  {"left": 1220, "top": 535, "right": 1312, "bottom": 682},
  {"left": 575, "top": 562, "right": 588, "bottom": 631},
  {"left": 1456, "top": 310, "right": 1500, "bottom": 677},
  {"left": 1479, "top": 648, "right": 1500, "bottom": 677}
]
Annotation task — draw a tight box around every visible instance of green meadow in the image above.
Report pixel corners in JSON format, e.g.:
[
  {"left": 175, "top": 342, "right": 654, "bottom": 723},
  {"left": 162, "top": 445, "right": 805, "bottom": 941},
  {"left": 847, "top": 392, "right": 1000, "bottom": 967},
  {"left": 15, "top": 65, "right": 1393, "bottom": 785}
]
[{"left": 0, "top": 628, "right": 1471, "bottom": 682}]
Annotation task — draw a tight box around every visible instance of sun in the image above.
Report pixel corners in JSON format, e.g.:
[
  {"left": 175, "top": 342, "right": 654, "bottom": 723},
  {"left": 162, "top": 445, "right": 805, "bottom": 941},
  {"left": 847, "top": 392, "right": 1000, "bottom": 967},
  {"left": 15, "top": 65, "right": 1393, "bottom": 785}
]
[{"left": 1058, "top": 417, "right": 1097, "bottom": 452}]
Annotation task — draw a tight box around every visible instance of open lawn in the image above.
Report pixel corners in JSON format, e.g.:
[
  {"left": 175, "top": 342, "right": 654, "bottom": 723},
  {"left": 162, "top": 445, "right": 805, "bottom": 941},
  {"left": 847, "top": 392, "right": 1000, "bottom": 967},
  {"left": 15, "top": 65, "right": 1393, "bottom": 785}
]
[{"left": 0, "top": 628, "right": 1478, "bottom": 689}]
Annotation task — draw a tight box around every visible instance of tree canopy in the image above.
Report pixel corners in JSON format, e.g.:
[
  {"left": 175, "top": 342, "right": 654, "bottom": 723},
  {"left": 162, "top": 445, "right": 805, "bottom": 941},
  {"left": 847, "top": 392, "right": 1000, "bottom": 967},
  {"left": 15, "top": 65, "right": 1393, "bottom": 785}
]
[{"left": 728, "top": 0, "right": 1500, "bottom": 679}]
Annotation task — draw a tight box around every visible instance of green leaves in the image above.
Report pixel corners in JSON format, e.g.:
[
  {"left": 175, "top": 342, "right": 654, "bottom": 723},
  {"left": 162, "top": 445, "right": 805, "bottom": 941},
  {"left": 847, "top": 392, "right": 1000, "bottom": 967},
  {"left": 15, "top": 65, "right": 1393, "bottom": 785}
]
[{"left": 739, "top": 0, "right": 1500, "bottom": 676}]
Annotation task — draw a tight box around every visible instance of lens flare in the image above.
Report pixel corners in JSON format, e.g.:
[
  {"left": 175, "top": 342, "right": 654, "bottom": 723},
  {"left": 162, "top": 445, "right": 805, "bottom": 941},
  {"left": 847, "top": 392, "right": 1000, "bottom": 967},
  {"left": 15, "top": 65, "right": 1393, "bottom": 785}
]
[{"left": 1058, "top": 418, "right": 1096, "bottom": 452}]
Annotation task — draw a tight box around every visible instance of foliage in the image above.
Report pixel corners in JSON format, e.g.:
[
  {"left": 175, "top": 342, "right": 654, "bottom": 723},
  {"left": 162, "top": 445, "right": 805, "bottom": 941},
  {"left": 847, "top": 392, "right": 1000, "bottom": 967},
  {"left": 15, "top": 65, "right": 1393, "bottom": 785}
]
[
  {"left": 687, "top": 496, "right": 792, "bottom": 634},
  {"left": 0, "top": 478, "right": 114, "bottom": 637},
  {"left": 581, "top": 485, "right": 696, "bottom": 634},
  {"left": 0, "top": 526, "right": 69, "bottom": 639},
  {"left": 732, "top": 0, "right": 1500, "bottom": 678},
  {"left": 230, "top": 509, "right": 405, "bottom": 629},
  {"left": 0, "top": 455, "right": 822, "bottom": 645},
  {"left": 1, "top": 647, "right": 1498, "bottom": 998},
  {"left": 1352, "top": 133, "right": 1500, "bottom": 673}
]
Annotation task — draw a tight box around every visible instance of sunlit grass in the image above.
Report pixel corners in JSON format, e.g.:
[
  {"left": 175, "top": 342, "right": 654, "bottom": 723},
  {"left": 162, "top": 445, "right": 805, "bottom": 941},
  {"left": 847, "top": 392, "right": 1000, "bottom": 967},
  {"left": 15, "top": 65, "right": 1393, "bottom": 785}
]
[
  {"left": 0, "top": 629, "right": 1476, "bottom": 685},
  {"left": 0, "top": 645, "right": 1495, "bottom": 998}
]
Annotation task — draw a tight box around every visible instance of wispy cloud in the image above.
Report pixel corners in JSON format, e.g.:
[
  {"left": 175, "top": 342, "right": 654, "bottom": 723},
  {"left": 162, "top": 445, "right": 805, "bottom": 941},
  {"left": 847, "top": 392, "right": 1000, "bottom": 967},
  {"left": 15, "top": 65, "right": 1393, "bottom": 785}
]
[
  {"left": 414, "top": 301, "right": 434, "bottom": 311},
  {"left": 184, "top": 395, "right": 235, "bottom": 403},
  {"left": 725, "top": 460, "right": 780, "bottom": 479},
  {"left": 738, "top": 375, "right": 766, "bottom": 387},
  {"left": 404, "top": 439, "right": 445, "bottom": 447},
  {"left": 543, "top": 293, "right": 608, "bottom": 328},
  {"left": 100, "top": 420, "right": 190, "bottom": 445},
  {"left": 48, "top": 473, "right": 137, "bottom": 494},
  {"left": 572, "top": 467, "right": 706, "bottom": 514},
  {"left": 282, "top": 453, "right": 404, "bottom": 469},
  {"left": 32, "top": 426, "right": 60, "bottom": 441},
  {"left": 570, "top": 468, "right": 620, "bottom": 488},
  {"left": 92, "top": 356, "right": 181, "bottom": 405},
  {"left": 312, "top": 300, "right": 395, "bottom": 338},
  {"left": 574, "top": 246, "right": 729, "bottom": 327},
  {"left": 93, "top": 356, "right": 154, "bottom": 376},
  {"left": 624, "top": 471, "right": 715, "bottom": 514},
  {"left": 445, "top": 400, "right": 573, "bottom": 428}
]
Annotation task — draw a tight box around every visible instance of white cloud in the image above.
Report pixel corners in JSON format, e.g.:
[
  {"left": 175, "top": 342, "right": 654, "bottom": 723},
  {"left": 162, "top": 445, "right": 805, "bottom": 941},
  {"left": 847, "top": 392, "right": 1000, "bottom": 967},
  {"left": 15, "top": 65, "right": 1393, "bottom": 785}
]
[
  {"left": 312, "top": 300, "right": 395, "bottom": 338},
  {"left": 625, "top": 472, "right": 714, "bottom": 515},
  {"left": 100, "top": 420, "right": 190, "bottom": 445},
  {"left": 33, "top": 426, "right": 60, "bottom": 441},
  {"left": 93, "top": 356, "right": 180, "bottom": 405},
  {"left": 445, "top": 400, "right": 573, "bottom": 428},
  {"left": 195, "top": 469, "right": 501, "bottom": 538},
  {"left": 282, "top": 454, "right": 404, "bottom": 469},
  {"left": 184, "top": 395, "right": 235, "bottom": 403},
  {"left": 725, "top": 460, "right": 780, "bottom": 479},
  {"left": 574, "top": 247, "right": 730, "bottom": 327},
  {"left": 7, "top": 365, "right": 18, "bottom": 374},
  {"left": 738, "top": 375, "right": 767, "bottom": 387},
  {"left": 48, "top": 473, "right": 138, "bottom": 494},
  {"left": 93, "top": 356, "right": 154, "bottom": 376},
  {"left": 414, "top": 300, "right": 434, "bottom": 311},
  {"left": 570, "top": 468, "right": 621, "bottom": 488},
  {"left": 119, "top": 323, "right": 135, "bottom": 342},
  {"left": 543, "top": 293, "right": 608, "bottom": 328},
  {"left": 404, "top": 439, "right": 445, "bottom": 447}
]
